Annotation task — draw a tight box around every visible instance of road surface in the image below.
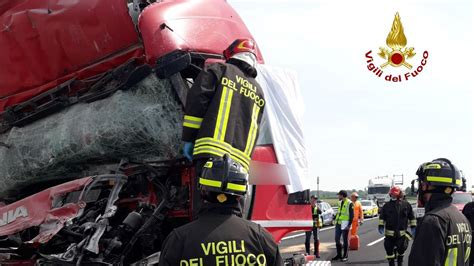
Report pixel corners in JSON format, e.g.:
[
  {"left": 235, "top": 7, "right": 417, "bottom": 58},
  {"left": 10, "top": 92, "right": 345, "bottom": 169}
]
[{"left": 279, "top": 217, "right": 413, "bottom": 265}]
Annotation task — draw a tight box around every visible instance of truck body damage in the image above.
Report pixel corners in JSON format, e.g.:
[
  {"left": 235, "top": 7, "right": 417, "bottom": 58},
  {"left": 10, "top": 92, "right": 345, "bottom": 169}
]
[{"left": 0, "top": 0, "right": 312, "bottom": 264}]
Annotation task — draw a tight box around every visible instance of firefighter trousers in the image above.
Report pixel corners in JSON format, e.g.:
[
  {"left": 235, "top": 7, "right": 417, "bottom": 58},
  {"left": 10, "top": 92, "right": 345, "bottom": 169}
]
[{"left": 384, "top": 235, "right": 408, "bottom": 266}]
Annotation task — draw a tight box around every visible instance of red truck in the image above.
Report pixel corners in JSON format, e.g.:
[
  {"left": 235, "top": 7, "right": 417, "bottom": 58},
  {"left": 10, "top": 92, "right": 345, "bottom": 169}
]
[{"left": 0, "top": 0, "right": 312, "bottom": 264}]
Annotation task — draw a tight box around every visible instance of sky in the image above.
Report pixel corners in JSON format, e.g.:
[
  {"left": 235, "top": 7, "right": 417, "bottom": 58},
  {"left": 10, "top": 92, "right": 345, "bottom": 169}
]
[{"left": 230, "top": 0, "right": 473, "bottom": 191}]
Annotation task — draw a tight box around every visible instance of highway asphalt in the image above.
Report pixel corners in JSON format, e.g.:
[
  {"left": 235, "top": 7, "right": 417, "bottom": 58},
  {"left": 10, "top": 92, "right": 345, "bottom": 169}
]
[{"left": 279, "top": 217, "right": 413, "bottom": 265}]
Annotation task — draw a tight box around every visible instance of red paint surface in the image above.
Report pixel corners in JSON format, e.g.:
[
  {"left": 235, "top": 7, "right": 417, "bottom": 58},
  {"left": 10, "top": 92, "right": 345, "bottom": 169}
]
[
  {"left": 251, "top": 145, "right": 312, "bottom": 242},
  {"left": 0, "top": 177, "right": 92, "bottom": 238},
  {"left": 138, "top": 0, "right": 264, "bottom": 64},
  {"left": 0, "top": 0, "right": 263, "bottom": 112},
  {"left": 0, "top": 0, "right": 142, "bottom": 111}
]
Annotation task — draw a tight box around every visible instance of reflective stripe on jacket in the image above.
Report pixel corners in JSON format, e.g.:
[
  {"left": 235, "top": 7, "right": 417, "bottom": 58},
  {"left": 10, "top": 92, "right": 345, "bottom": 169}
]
[
  {"left": 182, "top": 59, "right": 265, "bottom": 169},
  {"left": 379, "top": 199, "right": 416, "bottom": 237}
]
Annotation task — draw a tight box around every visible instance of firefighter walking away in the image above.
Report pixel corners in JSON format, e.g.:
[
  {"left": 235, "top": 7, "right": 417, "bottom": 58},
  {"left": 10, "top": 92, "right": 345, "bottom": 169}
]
[
  {"left": 408, "top": 158, "right": 472, "bottom": 266},
  {"left": 379, "top": 186, "right": 416, "bottom": 266},
  {"left": 158, "top": 154, "right": 283, "bottom": 266}
]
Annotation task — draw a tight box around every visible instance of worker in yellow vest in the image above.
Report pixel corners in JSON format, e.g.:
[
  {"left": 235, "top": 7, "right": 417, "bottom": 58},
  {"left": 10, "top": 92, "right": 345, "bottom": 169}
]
[
  {"left": 332, "top": 190, "right": 354, "bottom": 262},
  {"left": 305, "top": 195, "right": 322, "bottom": 257}
]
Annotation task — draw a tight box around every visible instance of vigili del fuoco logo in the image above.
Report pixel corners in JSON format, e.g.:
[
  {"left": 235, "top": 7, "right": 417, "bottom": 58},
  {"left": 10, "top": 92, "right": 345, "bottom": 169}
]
[{"left": 365, "top": 12, "right": 429, "bottom": 82}]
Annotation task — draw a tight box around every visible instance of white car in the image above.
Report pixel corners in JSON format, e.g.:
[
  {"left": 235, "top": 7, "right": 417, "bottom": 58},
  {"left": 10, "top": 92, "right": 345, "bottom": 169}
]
[{"left": 318, "top": 201, "right": 335, "bottom": 226}]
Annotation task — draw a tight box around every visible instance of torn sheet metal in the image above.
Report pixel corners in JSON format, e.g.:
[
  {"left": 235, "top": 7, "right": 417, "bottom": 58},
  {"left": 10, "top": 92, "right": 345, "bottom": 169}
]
[{"left": 0, "top": 177, "right": 92, "bottom": 237}]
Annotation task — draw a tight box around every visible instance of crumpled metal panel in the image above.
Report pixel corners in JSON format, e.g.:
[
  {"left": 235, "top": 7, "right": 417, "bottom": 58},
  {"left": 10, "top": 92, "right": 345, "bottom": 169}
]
[
  {"left": 0, "top": 177, "right": 92, "bottom": 237},
  {"left": 0, "top": 0, "right": 141, "bottom": 111}
]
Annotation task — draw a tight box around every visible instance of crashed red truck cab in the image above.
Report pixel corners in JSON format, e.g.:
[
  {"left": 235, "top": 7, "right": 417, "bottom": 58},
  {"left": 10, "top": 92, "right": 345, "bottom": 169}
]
[{"left": 0, "top": 0, "right": 311, "bottom": 264}]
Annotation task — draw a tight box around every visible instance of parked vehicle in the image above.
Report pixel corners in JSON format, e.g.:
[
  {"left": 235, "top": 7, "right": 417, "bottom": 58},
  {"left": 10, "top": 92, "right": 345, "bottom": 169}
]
[
  {"left": 361, "top": 200, "right": 379, "bottom": 218},
  {"left": 411, "top": 192, "right": 471, "bottom": 222},
  {"left": 367, "top": 177, "right": 393, "bottom": 208},
  {"left": 452, "top": 191, "right": 472, "bottom": 212},
  {"left": 318, "top": 201, "right": 335, "bottom": 226}
]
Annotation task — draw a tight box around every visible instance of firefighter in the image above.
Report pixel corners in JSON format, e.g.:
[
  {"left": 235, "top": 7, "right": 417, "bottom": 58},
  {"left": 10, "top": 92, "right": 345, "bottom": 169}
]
[
  {"left": 159, "top": 155, "right": 283, "bottom": 266},
  {"left": 462, "top": 201, "right": 474, "bottom": 265},
  {"left": 181, "top": 39, "right": 265, "bottom": 218},
  {"left": 378, "top": 186, "right": 416, "bottom": 266},
  {"left": 332, "top": 190, "right": 354, "bottom": 262},
  {"left": 305, "top": 195, "right": 322, "bottom": 257},
  {"left": 408, "top": 158, "right": 472, "bottom": 266},
  {"left": 350, "top": 192, "right": 364, "bottom": 238}
]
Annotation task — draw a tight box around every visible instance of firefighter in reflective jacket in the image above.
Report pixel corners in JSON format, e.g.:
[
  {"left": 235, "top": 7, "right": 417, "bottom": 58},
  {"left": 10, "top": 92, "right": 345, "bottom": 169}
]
[
  {"left": 305, "top": 195, "right": 322, "bottom": 257},
  {"left": 181, "top": 39, "right": 264, "bottom": 217},
  {"left": 159, "top": 155, "right": 283, "bottom": 266},
  {"left": 408, "top": 158, "right": 472, "bottom": 266},
  {"left": 462, "top": 202, "right": 474, "bottom": 265},
  {"left": 379, "top": 186, "right": 416, "bottom": 266}
]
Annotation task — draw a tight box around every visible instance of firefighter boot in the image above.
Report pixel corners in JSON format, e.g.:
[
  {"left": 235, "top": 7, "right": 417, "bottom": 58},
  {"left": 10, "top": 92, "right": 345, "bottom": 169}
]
[
  {"left": 315, "top": 240, "right": 320, "bottom": 258},
  {"left": 397, "top": 256, "right": 403, "bottom": 266},
  {"left": 388, "top": 259, "right": 395, "bottom": 266}
]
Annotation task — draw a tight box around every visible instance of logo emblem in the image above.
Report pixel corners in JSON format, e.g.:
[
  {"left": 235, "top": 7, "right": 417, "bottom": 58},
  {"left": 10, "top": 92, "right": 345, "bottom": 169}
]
[
  {"left": 0, "top": 206, "right": 28, "bottom": 227},
  {"left": 365, "top": 12, "right": 429, "bottom": 82},
  {"left": 378, "top": 12, "right": 415, "bottom": 69}
]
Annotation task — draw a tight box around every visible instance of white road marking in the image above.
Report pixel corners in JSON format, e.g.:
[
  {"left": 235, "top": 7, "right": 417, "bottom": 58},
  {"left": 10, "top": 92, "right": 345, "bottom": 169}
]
[
  {"left": 281, "top": 217, "right": 377, "bottom": 241},
  {"left": 281, "top": 232, "right": 306, "bottom": 240},
  {"left": 306, "top": 261, "right": 331, "bottom": 265},
  {"left": 367, "top": 236, "right": 385, "bottom": 246}
]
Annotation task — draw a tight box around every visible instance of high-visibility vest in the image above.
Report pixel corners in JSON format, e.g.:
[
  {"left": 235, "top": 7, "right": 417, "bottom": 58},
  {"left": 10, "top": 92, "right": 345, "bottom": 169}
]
[
  {"left": 336, "top": 199, "right": 351, "bottom": 224},
  {"left": 313, "top": 205, "right": 323, "bottom": 228}
]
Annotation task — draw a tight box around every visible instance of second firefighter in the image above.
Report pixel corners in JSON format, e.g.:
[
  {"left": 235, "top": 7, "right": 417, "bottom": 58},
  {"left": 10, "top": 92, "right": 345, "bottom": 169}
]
[{"left": 379, "top": 186, "right": 416, "bottom": 266}]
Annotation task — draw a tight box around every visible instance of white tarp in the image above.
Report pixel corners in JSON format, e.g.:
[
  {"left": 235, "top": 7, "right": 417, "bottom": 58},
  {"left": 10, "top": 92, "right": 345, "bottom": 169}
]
[{"left": 256, "top": 65, "right": 309, "bottom": 193}]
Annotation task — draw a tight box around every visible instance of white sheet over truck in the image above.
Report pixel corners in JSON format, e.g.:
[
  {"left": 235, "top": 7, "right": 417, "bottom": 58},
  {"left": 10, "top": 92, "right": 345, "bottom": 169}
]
[{"left": 256, "top": 65, "right": 310, "bottom": 193}]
